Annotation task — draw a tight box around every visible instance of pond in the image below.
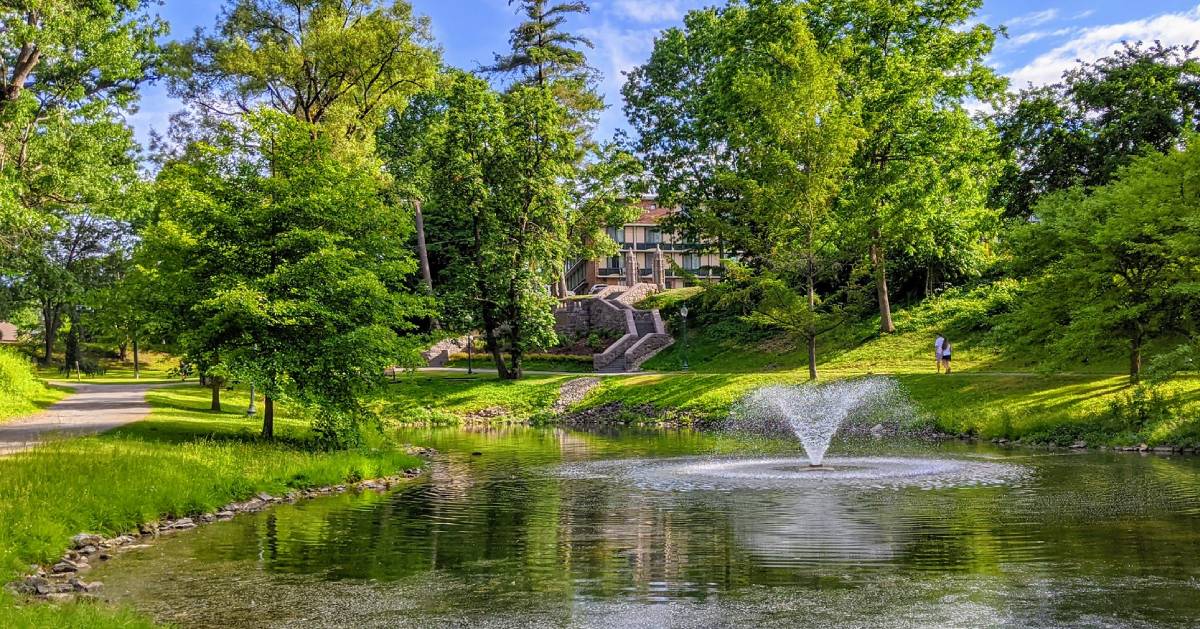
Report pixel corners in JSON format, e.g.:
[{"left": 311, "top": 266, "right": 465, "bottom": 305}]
[{"left": 90, "top": 427, "right": 1200, "bottom": 628}]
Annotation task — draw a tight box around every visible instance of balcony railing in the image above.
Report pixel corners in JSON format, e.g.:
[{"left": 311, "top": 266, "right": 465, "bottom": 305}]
[
  {"left": 598, "top": 267, "right": 624, "bottom": 277},
  {"left": 633, "top": 242, "right": 702, "bottom": 251}
]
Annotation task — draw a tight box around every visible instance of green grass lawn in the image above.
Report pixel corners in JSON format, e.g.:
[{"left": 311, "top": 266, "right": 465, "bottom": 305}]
[
  {"left": 0, "top": 384, "right": 422, "bottom": 628},
  {"left": 31, "top": 350, "right": 180, "bottom": 385},
  {"left": 375, "top": 372, "right": 571, "bottom": 424},
  {"left": 640, "top": 282, "right": 1139, "bottom": 375},
  {"left": 0, "top": 383, "right": 69, "bottom": 423},
  {"left": 382, "top": 367, "right": 1200, "bottom": 448}
]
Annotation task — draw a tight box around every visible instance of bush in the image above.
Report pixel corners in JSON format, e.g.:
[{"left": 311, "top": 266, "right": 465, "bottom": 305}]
[
  {"left": 0, "top": 349, "right": 41, "bottom": 401},
  {"left": 1101, "top": 385, "right": 1182, "bottom": 436}
]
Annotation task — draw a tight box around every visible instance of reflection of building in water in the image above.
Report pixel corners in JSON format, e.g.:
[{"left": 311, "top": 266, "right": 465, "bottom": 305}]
[{"left": 731, "top": 491, "right": 902, "bottom": 565}]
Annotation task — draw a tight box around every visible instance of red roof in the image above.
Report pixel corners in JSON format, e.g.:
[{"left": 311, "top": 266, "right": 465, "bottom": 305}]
[{"left": 634, "top": 199, "right": 675, "bottom": 224}]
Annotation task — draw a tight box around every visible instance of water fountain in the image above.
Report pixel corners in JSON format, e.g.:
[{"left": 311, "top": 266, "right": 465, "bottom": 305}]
[
  {"left": 557, "top": 377, "right": 1025, "bottom": 491},
  {"left": 729, "top": 377, "right": 903, "bottom": 466}
]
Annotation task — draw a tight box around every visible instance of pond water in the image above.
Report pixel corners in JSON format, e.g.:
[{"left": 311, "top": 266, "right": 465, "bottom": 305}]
[{"left": 91, "top": 427, "right": 1200, "bottom": 628}]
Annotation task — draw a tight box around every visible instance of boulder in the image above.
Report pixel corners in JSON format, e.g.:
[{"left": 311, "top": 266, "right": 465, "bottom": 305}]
[
  {"left": 170, "top": 518, "right": 196, "bottom": 530},
  {"left": 1070, "top": 441, "right": 1087, "bottom": 449},
  {"left": 51, "top": 561, "right": 79, "bottom": 574},
  {"left": 71, "top": 534, "right": 103, "bottom": 550}
]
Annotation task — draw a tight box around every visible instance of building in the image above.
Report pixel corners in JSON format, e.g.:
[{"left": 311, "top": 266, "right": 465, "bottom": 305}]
[
  {"left": 564, "top": 197, "right": 726, "bottom": 294},
  {"left": 0, "top": 321, "right": 17, "bottom": 344}
]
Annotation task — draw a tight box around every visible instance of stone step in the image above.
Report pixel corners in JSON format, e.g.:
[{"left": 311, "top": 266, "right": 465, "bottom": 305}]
[{"left": 597, "top": 358, "right": 626, "bottom": 373}]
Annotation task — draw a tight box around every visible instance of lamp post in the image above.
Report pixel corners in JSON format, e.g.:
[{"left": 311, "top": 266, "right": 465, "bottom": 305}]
[{"left": 679, "top": 305, "right": 690, "bottom": 372}]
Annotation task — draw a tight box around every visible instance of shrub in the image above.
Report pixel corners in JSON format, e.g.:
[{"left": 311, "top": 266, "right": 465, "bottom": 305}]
[
  {"left": 0, "top": 349, "right": 41, "bottom": 400},
  {"left": 1101, "top": 385, "right": 1182, "bottom": 436}
]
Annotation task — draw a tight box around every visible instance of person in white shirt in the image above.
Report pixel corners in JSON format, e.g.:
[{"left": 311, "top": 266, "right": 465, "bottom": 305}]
[{"left": 934, "top": 334, "right": 945, "bottom": 373}]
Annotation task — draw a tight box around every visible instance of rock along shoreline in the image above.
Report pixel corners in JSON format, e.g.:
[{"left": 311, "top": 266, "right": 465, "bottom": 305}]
[{"left": 6, "top": 445, "right": 438, "bottom": 604}]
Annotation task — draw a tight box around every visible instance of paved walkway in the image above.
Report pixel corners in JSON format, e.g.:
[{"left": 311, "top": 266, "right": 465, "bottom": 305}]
[{"left": 0, "top": 382, "right": 179, "bottom": 456}]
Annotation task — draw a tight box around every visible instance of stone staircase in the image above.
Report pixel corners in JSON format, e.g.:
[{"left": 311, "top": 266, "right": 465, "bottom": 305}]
[{"left": 590, "top": 286, "right": 674, "bottom": 373}]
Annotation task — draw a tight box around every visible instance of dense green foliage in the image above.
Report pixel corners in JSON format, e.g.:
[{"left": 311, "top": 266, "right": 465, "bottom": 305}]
[
  {"left": 145, "top": 111, "right": 427, "bottom": 444},
  {"left": 1001, "top": 139, "right": 1200, "bottom": 382},
  {"left": 0, "top": 349, "right": 66, "bottom": 421},
  {"left": 166, "top": 0, "right": 438, "bottom": 139},
  {"left": 993, "top": 42, "right": 1200, "bottom": 219}
]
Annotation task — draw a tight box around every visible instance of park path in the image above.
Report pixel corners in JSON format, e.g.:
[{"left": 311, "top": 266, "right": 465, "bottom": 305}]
[{"left": 0, "top": 382, "right": 178, "bottom": 456}]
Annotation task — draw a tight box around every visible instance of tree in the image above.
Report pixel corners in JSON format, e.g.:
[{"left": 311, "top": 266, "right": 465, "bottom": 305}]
[
  {"left": 8, "top": 213, "right": 136, "bottom": 365},
  {"left": 626, "top": 0, "right": 860, "bottom": 379},
  {"left": 487, "top": 0, "right": 602, "bottom": 131},
  {"left": 167, "top": 0, "right": 438, "bottom": 141},
  {"left": 146, "top": 111, "right": 427, "bottom": 442},
  {"left": 0, "top": 2, "right": 161, "bottom": 362},
  {"left": 1001, "top": 138, "right": 1200, "bottom": 383},
  {"left": 0, "top": 1, "right": 161, "bottom": 251},
  {"left": 405, "top": 72, "right": 575, "bottom": 379},
  {"left": 804, "top": 0, "right": 1005, "bottom": 333},
  {"left": 993, "top": 42, "right": 1200, "bottom": 220}
]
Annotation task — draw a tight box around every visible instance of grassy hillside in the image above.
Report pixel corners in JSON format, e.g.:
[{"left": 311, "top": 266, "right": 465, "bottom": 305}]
[{"left": 639, "top": 281, "right": 1151, "bottom": 375}]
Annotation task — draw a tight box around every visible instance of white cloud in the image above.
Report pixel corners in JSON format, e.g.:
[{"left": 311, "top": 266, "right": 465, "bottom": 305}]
[
  {"left": 1008, "top": 5, "right": 1200, "bottom": 87},
  {"left": 1072, "top": 9, "right": 1096, "bottom": 20},
  {"left": 612, "top": 0, "right": 683, "bottom": 23},
  {"left": 1007, "top": 9, "right": 1060, "bottom": 27},
  {"left": 1007, "top": 27, "right": 1076, "bottom": 47}
]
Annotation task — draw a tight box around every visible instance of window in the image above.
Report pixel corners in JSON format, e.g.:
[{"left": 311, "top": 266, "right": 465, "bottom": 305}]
[
  {"left": 607, "top": 255, "right": 622, "bottom": 269},
  {"left": 646, "top": 228, "right": 662, "bottom": 244},
  {"left": 606, "top": 226, "right": 625, "bottom": 244},
  {"left": 683, "top": 254, "right": 700, "bottom": 270}
]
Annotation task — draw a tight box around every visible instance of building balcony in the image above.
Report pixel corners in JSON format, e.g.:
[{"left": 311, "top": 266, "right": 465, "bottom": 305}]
[
  {"left": 632, "top": 242, "right": 702, "bottom": 251},
  {"left": 598, "top": 267, "right": 624, "bottom": 277}
]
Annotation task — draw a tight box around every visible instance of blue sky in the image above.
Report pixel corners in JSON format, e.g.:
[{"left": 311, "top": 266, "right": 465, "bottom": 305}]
[{"left": 132, "top": 0, "right": 1200, "bottom": 146}]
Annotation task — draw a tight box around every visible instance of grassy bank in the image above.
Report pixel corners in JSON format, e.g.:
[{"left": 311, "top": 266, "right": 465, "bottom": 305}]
[
  {"left": 0, "top": 350, "right": 69, "bottom": 422},
  {"left": 0, "top": 384, "right": 422, "bottom": 627},
  {"left": 383, "top": 370, "right": 1200, "bottom": 448},
  {"left": 375, "top": 373, "right": 570, "bottom": 424}
]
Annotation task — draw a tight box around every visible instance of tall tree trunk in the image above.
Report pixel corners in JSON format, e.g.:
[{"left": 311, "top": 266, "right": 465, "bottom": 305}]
[
  {"left": 870, "top": 228, "right": 895, "bottom": 334},
  {"left": 471, "top": 206, "right": 510, "bottom": 379},
  {"left": 1130, "top": 335, "right": 1142, "bottom": 384},
  {"left": 413, "top": 200, "right": 438, "bottom": 330},
  {"left": 132, "top": 335, "right": 140, "bottom": 380},
  {"left": 210, "top": 379, "right": 222, "bottom": 412},
  {"left": 807, "top": 252, "right": 818, "bottom": 381},
  {"left": 118, "top": 341, "right": 128, "bottom": 362},
  {"left": 482, "top": 319, "right": 510, "bottom": 378},
  {"left": 925, "top": 263, "right": 932, "bottom": 298},
  {"left": 41, "top": 307, "right": 59, "bottom": 365},
  {"left": 559, "top": 272, "right": 569, "bottom": 298},
  {"left": 506, "top": 279, "right": 523, "bottom": 381},
  {"left": 261, "top": 396, "right": 274, "bottom": 439}
]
